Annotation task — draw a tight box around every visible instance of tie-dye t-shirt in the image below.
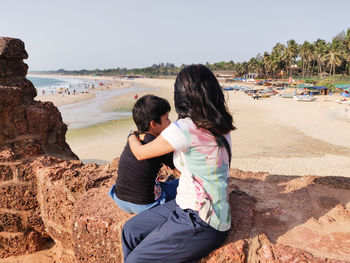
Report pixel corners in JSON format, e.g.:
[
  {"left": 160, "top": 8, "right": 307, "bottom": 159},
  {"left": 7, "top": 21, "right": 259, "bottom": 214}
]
[{"left": 161, "top": 117, "right": 231, "bottom": 231}]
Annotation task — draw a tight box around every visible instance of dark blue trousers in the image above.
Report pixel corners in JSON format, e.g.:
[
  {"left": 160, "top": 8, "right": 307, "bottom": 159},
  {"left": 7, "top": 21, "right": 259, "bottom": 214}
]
[{"left": 122, "top": 200, "right": 228, "bottom": 263}]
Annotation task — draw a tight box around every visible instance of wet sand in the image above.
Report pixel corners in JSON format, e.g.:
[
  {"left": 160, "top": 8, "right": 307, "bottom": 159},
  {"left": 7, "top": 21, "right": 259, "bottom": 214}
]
[{"left": 65, "top": 78, "right": 175, "bottom": 164}]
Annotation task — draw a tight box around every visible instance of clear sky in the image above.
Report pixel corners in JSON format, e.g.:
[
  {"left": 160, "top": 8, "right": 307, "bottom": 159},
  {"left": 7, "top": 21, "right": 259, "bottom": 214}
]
[{"left": 1, "top": 0, "right": 349, "bottom": 70}]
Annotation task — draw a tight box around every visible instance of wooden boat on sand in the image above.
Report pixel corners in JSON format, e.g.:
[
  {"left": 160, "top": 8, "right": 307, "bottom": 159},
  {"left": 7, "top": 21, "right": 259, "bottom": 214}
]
[
  {"left": 281, "top": 94, "right": 294, "bottom": 98},
  {"left": 252, "top": 93, "right": 273, "bottom": 99},
  {"left": 293, "top": 95, "right": 317, "bottom": 102},
  {"left": 223, "top": 86, "right": 234, "bottom": 91},
  {"left": 336, "top": 99, "right": 350, "bottom": 105}
]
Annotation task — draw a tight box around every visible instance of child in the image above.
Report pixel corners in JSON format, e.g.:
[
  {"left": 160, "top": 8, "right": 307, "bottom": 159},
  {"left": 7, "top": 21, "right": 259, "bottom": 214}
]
[{"left": 108, "top": 94, "right": 176, "bottom": 214}]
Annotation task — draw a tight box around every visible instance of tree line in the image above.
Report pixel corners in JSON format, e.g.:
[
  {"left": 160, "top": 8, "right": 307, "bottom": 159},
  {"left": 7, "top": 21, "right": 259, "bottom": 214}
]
[
  {"left": 239, "top": 28, "right": 350, "bottom": 78},
  {"left": 37, "top": 28, "right": 350, "bottom": 79}
]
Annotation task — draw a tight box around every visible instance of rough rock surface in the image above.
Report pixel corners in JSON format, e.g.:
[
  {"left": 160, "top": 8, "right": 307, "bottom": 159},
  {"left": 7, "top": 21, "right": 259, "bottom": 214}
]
[
  {"left": 198, "top": 170, "right": 350, "bottom": 262},
  {"left": 72, "top": 175, "right": 132, "bottom": 263},
  {"left": 1, "top": 37, "right": 349, "bottom": 262},
  {"left": 0, "top": 37, "right": 78, "bottom": 258}
]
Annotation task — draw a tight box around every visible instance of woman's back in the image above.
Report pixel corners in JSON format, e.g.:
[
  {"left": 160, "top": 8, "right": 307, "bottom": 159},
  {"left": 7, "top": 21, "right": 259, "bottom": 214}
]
[{"left": 162, "top": 117, "right": 231, "bottom": 231}]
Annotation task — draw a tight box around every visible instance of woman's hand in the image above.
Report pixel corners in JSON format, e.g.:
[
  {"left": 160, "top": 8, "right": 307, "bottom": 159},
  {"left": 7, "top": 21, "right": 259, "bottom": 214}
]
[
  {"left": 128, "top": 134, "right": 175, "bottom": 161},
  {"left": 127, "top": 130, "right": 139, "bottom": 139}
]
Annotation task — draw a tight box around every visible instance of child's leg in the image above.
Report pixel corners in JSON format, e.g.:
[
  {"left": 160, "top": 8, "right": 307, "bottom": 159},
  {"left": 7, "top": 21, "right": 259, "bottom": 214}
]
[
  {"left": 109, "top": 185, "right": 158, "bottom": 214},
  {"left": 124, "top": 205, "right": 228, "bottom": 263},
  {"left": 122, "top": 200, "right": 177, "bottom": 260}
]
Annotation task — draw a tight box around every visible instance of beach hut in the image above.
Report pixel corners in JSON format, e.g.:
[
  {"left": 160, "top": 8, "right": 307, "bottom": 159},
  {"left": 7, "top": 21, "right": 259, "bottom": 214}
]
[
  {"left": 318, "top": 72, "right": 330, "bottom": 79},
  {"left": 333, "top": 84, "right": 350, "bottom": 90},
  {"left": 297, "top": 85, "right": 328, "bottom": 95},
  {"left": 333, "top": 84, "right": 350, "bottom": 97},
  {"left": 310, "top": 86, "right": 328, "bottom": 95}
]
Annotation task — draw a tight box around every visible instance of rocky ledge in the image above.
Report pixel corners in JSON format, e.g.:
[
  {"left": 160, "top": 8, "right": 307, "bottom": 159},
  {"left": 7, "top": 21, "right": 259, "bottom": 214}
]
[{"left": 0, "top": 37, "right": 349, "bottom": 262}]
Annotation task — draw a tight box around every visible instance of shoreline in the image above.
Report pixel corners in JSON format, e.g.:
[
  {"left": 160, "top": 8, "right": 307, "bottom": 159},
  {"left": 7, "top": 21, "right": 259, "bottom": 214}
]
[
  {"left": 29, "top": 75, "right": 350, "bottom": 177},
  {"left": 32, "top": 74, "right": 132, "bottom": 107}
]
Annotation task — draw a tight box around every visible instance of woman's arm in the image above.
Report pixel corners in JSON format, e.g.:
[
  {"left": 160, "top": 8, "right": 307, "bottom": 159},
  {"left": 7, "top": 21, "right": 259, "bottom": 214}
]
[{"left": 128, "top": 134, "right": 175, "bottom": 160}]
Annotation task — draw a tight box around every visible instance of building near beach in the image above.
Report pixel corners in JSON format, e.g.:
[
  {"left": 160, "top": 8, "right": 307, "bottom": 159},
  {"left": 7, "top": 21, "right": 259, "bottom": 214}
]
[
  {"left": 243, "top": 73, "right": 261, "bottom": 80},
  {"left": 214, "top": 70, "right": 237, "bottom": 82}
]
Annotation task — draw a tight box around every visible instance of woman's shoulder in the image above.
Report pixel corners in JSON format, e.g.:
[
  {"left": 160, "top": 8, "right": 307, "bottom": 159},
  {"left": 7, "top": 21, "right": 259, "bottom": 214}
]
[
  {"left": 175, "top": 118, "right": 231, "bottom": 139},
  {"left": 173, "top": 117, "right": 195, "bottom": 129}
]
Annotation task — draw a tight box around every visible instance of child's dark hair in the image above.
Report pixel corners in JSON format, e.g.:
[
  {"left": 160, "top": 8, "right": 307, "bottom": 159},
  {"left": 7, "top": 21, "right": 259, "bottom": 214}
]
[
  {"left": 174, "top": 64, "right": 235, "bottom": 136},
  {"left": 132, "top": 94, "right": 171, "bottom": 132}
]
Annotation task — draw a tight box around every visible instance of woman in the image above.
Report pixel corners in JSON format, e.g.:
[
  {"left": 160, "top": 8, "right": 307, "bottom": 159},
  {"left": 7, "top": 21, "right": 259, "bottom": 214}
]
[{"left": 122, "top": 64, "right": 235, "bottom": 262}]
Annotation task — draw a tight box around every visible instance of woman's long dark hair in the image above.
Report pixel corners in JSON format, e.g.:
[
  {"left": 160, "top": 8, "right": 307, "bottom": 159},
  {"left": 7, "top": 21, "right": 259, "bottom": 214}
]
[{"left": 174, "top": 64, "right": 235, "bottom": 136}]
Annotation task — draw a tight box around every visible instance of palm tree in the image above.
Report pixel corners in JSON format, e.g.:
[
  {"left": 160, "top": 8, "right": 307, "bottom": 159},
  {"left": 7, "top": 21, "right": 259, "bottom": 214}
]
[
  {"left": 305, "top": 43, "right": 314, "bottom": 76},
  {"left": 344, "top": 28, "right": 350, "bottom": 75},
  {"left": 227, "top": 60, "right": 235, "bottom": 70},
  {"left": 241, "top": 62, "right": 249, "bottom": 76},
  {"left": 235, "top": 62, "right": 246, "bottom": 76},
  {"left": 262, "top": 52, "right": 278, "bottom": 78},
  {"left": 248, "top": 57, "right": 262, "bottom": 73},
  {"left": 255, "top": 53, "right": 264, "bottom": 75},
  {"left": 313, "top": 39, "right": 328, "bottom": 75},
  {"left": 263, "top": 52, "right": 271, "bottom": 76},
  {"left": 323, "top": 41, "right": 343, "bottom": 75},
  {"left": 300, "top": 41, "right": 313, "bottom": 77},
  {"left": 271, "top": 43, "right": 286, "bottom": 73},
  {"left": 284, "top": 40, "right": 300, "bottom": 76}
]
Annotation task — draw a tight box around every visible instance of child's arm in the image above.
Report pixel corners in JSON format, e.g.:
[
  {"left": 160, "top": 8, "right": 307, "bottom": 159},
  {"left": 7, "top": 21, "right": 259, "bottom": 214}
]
[{"left": 129, "top": 133, "right": 174, "bottom": 161}]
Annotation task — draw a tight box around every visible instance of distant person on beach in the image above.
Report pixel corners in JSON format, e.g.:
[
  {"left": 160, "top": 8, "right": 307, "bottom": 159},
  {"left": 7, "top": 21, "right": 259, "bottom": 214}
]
[
  {"left": 108, "top": 94, "right": 177, "bottom": 214},
  {"left": 122, "top": 65, "right": 235, "bottom": 262}
]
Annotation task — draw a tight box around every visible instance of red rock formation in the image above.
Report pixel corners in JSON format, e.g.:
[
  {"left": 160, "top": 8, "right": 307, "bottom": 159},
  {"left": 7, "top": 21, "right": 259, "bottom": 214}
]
[
  {"left": 0, "top": 37, "right": 78, "bottom": 258},
  {"left": 1, "top": 37, "right": 349, "bottom": 262},
  {"left": 72, "top": 174, "right": 132, "bottom": 263},
  {"left": 33, "top": 157, "right": 120, "bottom": 261}
]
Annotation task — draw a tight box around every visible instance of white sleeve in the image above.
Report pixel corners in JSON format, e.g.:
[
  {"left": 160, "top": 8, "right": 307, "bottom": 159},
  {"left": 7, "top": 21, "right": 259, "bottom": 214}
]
[{"left": 161, "top": 122, "right": 189, "bottom": 152}]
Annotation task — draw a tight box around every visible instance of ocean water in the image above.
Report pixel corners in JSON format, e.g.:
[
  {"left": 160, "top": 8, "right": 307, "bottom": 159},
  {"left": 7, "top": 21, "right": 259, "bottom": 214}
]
[
  {"left": 27, "top": 76, "right": 68, "bottom": 88},
  {"left": 27, "top": 76, "right": 94, "bottom": 95},
  {"left": 28, "top": 75, "right": 148, "bottom": 128}
]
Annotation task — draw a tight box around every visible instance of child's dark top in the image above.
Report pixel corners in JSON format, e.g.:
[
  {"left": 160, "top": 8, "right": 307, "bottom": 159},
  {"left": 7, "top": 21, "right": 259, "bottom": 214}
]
[{"left": 114, "top": 133, "right": 174, "bottom": 204}]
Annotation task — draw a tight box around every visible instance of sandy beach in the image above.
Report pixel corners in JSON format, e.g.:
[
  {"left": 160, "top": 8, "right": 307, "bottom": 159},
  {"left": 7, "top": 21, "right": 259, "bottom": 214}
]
[
  {"left": 33, "top": 75, "right": 350, "bottom": 177},
  {"left": 32, "top": 74, "right": 131, "bottom": 107},
  {"left": 226, "top": 90, "right": 350, "bottom": 177}
]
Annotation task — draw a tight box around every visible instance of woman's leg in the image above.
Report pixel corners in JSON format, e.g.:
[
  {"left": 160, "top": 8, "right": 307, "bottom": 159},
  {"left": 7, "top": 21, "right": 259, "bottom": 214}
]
[
  {"left": 121, "top": 200, "right": 177, "bottom": 260},
  {"left": 125, "top": 205, "right": 228, "bottom": 263}
]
